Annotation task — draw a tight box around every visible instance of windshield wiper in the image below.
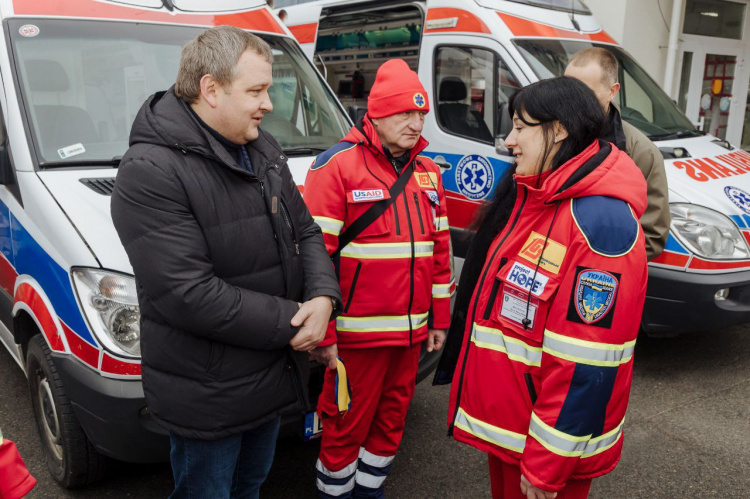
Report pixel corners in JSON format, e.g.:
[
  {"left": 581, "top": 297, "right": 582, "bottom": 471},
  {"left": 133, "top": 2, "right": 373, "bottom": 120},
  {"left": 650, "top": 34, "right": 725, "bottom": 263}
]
[
  {"left": 283, "top": 147, "right": 328, "bottom": 157},
  {"left": 648, "top": 129, "right": 703, "bottom": 141},
  {"left": 39, "top": 156, "right": 122, "bottom": 168}
]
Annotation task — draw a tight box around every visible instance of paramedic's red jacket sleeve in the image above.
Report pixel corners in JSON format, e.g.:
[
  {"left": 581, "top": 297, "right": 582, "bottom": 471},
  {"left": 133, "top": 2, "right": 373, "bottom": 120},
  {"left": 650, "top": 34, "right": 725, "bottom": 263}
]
[
  {"left": 304, "top": 157, "right": 346, "bottom": 347},
  {"left": 520, "top": 204, "right": 648, "bottom": 492},
  {"left": 427, "top": 164, "right": 453, "bottom": 329}
]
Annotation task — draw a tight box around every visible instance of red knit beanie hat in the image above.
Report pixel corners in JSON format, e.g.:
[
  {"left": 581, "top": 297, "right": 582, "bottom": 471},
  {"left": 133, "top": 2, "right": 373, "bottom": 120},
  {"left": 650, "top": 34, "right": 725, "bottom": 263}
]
[{"left": 367, "top": 59, "right": 429, "bottom": 119}]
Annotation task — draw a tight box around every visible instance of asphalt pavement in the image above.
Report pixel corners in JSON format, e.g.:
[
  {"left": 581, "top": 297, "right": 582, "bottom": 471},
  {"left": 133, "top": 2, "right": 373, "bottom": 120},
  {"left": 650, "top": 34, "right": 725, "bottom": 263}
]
[{"left": 2, "top": 325, "right": 750, "bottom": 498}]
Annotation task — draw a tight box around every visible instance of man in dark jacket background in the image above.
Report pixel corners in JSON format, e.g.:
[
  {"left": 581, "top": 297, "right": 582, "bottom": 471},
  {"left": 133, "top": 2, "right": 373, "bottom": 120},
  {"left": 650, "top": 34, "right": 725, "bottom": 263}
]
[
  {"left": 111, "top": 26, "right": 341, "bottom": 498},
  {"left": 566, "top": 47, "right": 670, "bottom": 261}
]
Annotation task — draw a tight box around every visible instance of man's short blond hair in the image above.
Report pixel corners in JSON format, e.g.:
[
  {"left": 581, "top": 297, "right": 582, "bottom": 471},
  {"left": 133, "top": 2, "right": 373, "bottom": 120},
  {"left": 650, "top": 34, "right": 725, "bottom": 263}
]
[
  {"left": 568, "top": 47, "right": 618, "bottom": 86},
  {"left": 175, "top": 25, "right": 273, "bottom": 103}
]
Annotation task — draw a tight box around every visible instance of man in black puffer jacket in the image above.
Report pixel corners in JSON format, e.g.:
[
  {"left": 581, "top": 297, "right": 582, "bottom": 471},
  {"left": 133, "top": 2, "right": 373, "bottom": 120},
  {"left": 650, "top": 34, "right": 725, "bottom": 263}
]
[{"left": 111, "top": 26, "right": 341, "bottom": 498}]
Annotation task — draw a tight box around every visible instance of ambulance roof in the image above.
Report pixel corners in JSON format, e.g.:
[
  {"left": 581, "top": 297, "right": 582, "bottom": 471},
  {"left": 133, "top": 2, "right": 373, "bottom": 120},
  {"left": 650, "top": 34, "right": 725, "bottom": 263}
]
[{"left": 2, "top": 0, "right": 286, "bottom": 34}]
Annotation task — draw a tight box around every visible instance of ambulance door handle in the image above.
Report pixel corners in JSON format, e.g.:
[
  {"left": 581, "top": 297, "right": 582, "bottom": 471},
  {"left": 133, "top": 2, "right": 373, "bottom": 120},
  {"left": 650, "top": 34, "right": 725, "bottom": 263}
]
[{"left": 316, "top": 53, "right": 328, "bottom": 79}]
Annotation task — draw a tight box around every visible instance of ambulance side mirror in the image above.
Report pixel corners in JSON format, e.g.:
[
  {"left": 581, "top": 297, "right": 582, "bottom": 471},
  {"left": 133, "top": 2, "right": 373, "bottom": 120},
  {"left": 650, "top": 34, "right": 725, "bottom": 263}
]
[
  {"left": 0, "top": 144, "right": 15, "bottom": 185},
  {"left": 495, "top": 138, "right": 513, "bottom": 157}
]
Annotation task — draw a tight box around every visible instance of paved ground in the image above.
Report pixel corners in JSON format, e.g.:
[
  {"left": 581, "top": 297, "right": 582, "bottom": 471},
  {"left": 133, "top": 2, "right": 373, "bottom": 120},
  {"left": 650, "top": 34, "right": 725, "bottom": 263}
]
[{"left": 3, "top": 325, "right": 750, "bottom": 498}]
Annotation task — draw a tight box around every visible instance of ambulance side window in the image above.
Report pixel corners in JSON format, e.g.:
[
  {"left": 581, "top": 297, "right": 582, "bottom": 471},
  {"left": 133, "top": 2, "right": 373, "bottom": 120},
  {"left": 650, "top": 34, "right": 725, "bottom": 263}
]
[
  {"left": 434, "top": 46, "right": 522, "bottom": 144},
  {"left": 434, "top": 46, "right": 495, "bottom": 144}
]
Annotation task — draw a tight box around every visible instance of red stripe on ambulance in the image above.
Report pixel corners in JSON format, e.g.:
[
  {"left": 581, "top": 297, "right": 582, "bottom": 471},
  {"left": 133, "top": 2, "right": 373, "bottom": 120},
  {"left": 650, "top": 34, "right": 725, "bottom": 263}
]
[{"left": 498, "top": 12, "right": 615, "bottom": 43}]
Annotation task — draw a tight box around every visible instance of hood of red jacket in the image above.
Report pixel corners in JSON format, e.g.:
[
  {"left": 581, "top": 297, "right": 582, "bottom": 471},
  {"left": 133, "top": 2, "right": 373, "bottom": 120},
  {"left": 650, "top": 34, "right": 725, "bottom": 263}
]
[{"left": 515, "top": 140, "right": 648, "bottom": 219}]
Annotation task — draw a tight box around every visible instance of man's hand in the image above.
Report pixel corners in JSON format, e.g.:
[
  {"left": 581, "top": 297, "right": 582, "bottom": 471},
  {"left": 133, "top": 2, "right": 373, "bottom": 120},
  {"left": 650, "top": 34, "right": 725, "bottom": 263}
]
[
  {"left": 310, "top": 344, "right": 338, "bottom": 370},
  {"left": 520, "top": 474, "right": 557, "bottom": 499},
  {"left": 427, "top": 329, "right": 446, "bottom": 352},
  {"left": 289, "top": 296, "right": 333, "bottom": 351}
]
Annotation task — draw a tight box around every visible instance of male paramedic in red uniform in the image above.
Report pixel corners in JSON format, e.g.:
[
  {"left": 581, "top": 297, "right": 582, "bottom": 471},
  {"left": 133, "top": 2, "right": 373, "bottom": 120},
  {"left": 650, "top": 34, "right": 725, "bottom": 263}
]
[{"left": 305, "top": 59, "right": 454, "bottom": 498}]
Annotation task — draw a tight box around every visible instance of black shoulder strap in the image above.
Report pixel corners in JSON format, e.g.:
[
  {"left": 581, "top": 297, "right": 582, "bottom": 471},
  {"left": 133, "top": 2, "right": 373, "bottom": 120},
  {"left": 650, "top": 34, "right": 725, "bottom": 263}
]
[{"left": 332, "top": 161, "right": 415, "bottom": 259}]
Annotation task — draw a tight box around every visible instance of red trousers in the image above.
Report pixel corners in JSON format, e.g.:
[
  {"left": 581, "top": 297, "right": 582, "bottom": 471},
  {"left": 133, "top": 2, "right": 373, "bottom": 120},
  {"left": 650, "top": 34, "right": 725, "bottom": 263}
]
[
  {"left": 489, "top": 454, "right": 591, "bottom": 499},
  {"left": 316, "top": 344, "right": 421, "bottom": 498},
  {"left": 0, "top": 439, "right": 36, "bottom": 499}
]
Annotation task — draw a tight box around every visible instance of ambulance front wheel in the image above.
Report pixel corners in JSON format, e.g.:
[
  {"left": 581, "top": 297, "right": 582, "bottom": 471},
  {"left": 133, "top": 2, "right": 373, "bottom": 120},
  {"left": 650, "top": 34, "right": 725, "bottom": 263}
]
[{"left": 26, "top": 334, "right": 108, "bottom": 488}]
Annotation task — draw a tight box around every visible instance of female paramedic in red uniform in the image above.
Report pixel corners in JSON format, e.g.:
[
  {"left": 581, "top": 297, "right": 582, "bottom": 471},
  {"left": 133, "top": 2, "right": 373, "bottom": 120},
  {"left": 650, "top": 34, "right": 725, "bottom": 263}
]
[{"left": 434, "top": 76, "right": 648, "bottom": 498}]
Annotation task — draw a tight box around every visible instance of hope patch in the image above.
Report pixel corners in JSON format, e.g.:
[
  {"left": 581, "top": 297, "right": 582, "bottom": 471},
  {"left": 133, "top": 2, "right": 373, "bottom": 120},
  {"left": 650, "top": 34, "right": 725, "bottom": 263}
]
[
  {"left": 567, "top": 267, "right": 620, "bottom": 327},
  {"left": 455, "top": 155, "right": 494, "bottom": 200},
  {"left": 724, "top": 185, "right": 750, "bottom": 215},
  {"left": 505, "top": 261, "right": 549, "bottom": 297}
]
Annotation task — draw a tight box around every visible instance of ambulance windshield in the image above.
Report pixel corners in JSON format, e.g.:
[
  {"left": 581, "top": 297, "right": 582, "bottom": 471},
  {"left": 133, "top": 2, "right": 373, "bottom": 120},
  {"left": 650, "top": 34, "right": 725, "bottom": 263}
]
[
  {"left": 514, "top": 39, "right": 698, "bottom": 139},
  {"left": 8, "top": 19, "right": 349, "bottom": 166}
]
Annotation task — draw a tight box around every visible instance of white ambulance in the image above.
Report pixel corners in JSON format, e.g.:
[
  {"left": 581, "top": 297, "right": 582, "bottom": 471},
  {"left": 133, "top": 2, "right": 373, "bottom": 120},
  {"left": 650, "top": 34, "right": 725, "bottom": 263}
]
[
  {"left": 0, "top": 0, "right": 353, "bottom": 487},
  {"left": 280, "top": 0, "right": 750, "bottom": 337}
]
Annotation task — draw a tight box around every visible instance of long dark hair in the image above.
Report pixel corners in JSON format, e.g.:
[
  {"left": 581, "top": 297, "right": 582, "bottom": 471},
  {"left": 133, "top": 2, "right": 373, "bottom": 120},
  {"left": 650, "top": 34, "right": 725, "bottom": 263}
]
[{"left": 472, "top": 76, "right": 604, "bottom": 237}]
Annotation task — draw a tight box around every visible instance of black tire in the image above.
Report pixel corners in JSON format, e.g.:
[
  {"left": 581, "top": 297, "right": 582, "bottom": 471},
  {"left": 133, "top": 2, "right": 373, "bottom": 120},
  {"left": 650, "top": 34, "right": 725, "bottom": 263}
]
[{"left": 26, "top": 334, "right": 108, "bottom": 488}]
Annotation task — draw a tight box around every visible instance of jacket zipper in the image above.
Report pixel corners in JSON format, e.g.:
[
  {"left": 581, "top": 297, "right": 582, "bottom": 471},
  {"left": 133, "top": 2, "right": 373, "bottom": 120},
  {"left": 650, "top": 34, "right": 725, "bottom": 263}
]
[
  {"left": 448, "top": 186, "right": 528, "bottom": 436},
  {"left": 412, "top": 192, "right": 425, "bottom": 234},
  {"left": 402, "top": 194, "right": 416, "bottom": 346},
  {"left": 279, "top": 199, "right": 300, "bottom": 255},
  {"left": 344, "top": 262, "right": 362, "bottom": 314},
  {"left": 524, "top": 372, "right": 538, "bottom": 405},
  {"left": 393, "top": 200, "right": 401, "bottom": 235},
  {"left": 482, "top": 257, "right": 508, "bottom": 320}
]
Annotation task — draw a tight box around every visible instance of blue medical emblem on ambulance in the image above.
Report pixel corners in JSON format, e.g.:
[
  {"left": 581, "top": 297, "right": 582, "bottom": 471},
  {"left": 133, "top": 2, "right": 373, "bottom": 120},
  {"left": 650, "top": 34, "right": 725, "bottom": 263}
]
[
  {"left": 574, "top": 269, "right": 618, "bottom": 324},
  {"left": 456, "top": 155, "right": 494, "bottom": 200},
  {"left": 724, "top": 186, "right": 750, "bottom": 215}
]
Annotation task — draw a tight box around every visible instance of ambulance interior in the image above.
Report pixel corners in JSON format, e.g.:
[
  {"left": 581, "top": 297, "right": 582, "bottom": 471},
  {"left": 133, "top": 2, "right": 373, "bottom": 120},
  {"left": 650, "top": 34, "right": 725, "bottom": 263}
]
[{"left": 314, "top": 4, "right": 504, "bottom": 143}]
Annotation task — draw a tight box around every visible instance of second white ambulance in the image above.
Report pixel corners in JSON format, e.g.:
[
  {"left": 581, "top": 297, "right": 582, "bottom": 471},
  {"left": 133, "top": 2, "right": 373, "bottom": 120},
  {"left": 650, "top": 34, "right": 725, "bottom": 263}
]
[{"left": 281, "top": 0, "right": 750, "bottom": 336}]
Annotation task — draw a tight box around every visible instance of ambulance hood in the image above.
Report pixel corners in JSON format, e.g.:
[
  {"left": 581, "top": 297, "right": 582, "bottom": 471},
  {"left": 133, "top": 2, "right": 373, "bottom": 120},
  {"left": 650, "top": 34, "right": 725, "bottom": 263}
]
[
  {"left": 657, "top": 134, "right": 750, "bottom": 218},
  {"left": 37, "top": 169, "right": 132, "bottom": 273}
]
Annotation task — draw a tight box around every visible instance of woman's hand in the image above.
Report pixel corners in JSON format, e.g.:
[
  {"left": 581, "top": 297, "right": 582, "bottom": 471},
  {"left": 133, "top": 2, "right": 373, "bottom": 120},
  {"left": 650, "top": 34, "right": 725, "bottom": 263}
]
[{"left": 520, "top": 475, "right": 557, "bottom": 499}]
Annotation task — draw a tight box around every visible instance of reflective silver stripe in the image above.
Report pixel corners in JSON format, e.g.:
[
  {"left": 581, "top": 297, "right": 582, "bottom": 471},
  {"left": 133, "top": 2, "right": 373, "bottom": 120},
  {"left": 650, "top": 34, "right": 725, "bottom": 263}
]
[
  {"left": 543, "top": 330, "right": 636, "bottom": 367},
  {"left": 471, "top": 323, "right": 542, "bottom": 366},
  {"left": 313, "top": 216, "right": 344, "bottom": 236},
  {"left": 337, "top": 313, "right": 429, "bottom": 332},
  {"left": 434, "top": 216, "right": 449, "bottom": 231},
  {"left": 340, "top": 241, "right": 434, "bottom": 259},
  {"left": 528, "top": 413, "right": 588, "bottom": 457},
  {"left": 355, "top": 470, "right": 387, "bottom": 489},
  {"left": 316, "top": 458, "right": 358, "bottom": 479},
  {"left": 528, "top": 413, "right": 626, "bottom": 459},
  {"left": 432, "top": 282, "right": 452, "bottom": 299},
  {"left": 360, "top": 449, "right": 395, "bottom": 468},
  {"left": 317, "top": 477, "right": 355, "bottom": 496},
  {"left": 454, "top": 407, "right": 526, "bottom": 453},
  {"left": 582, "top": 420, "right": 625, "bottom": 458}
]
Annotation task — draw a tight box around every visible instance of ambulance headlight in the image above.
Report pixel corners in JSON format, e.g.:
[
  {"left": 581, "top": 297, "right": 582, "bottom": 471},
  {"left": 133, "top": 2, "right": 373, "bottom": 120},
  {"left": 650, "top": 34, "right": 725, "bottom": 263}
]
[
  {"left": 670, "top": 204, "right": 750, "bottom": 259},
  {"left": 71, "top": 268, "right": 140, "bottom": 358}
]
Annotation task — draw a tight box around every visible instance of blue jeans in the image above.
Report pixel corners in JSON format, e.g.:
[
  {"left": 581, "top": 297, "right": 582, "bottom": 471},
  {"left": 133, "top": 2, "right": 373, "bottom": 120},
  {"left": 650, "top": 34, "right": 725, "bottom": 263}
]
[{"left": 169, "top": 417, "right": 281, "bottom": 499}]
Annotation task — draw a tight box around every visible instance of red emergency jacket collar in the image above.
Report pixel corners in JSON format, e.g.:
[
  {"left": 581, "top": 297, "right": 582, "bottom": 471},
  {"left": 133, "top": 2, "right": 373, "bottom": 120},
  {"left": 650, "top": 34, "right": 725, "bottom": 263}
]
[
  {"left": 343, "top": 115, "right": 430, "bottom": 168},
  {"left": 514, "top": 139, "right": 647, "bottom": 219}
]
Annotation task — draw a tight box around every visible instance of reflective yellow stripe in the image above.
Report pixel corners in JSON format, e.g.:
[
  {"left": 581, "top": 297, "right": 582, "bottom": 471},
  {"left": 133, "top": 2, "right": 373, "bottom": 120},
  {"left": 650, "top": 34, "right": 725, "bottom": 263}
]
[
  {"left": 454, "top": 407, "right": 526, "bottom": 453},
  {"left": 543, "top": 329, "right": 636, "bottom": 367},
  {"left": 528, "top": 413, "right": 626, "bottom": 458},
  {"left": 336, "top": 313, "right": 429, "bottom": 332},
  {"left": 432, "top": 282, "right": 453, "bottom": 299},
  {"left": 471, "top": 323, "right": 542, "bottom": 366},
  {"left": 434, "top": 216, "right": 449, "bottom": 232},
  {"left": 340, "top": 241, "right": 434, "bottom": 259},
  {"left": 582, "top": 420, "right": 624, "bottom": 458},
  {"left": 313, "top": 216, "right": 344, "bottom": 236}
]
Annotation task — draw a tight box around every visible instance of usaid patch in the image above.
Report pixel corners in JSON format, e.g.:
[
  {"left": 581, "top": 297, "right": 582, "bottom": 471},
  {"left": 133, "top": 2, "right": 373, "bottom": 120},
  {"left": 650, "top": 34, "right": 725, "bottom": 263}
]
[
  {"left": 505, "top": 261, "right": 549, "bottom": 297},
  {"left": 567, "top": 267, "right": 620, "bottom": 328},
  {"left": 349, "top": 189, "right": 386, "bottom": 203},
  {"left": 425, "top": 190, "right": 439, "bottom": 205}
]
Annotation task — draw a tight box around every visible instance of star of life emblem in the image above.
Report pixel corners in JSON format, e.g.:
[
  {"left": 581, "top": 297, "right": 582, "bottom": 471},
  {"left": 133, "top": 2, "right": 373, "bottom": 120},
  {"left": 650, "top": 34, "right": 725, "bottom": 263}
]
[{"left": 455, "top": 155, "right": 494, "bottom": 200}]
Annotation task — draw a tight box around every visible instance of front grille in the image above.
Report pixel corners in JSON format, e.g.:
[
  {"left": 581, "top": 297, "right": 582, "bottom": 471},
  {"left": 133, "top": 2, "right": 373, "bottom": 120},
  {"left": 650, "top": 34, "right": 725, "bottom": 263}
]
[{"left": 80, "top": 178, "right": 115, "bottom": 195}]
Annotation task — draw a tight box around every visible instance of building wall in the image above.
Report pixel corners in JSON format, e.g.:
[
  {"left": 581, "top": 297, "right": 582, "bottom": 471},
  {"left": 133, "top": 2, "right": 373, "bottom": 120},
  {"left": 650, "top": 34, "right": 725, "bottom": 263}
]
[{"left": 586, "top": 0, "right": 675, "bottom": 87}]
